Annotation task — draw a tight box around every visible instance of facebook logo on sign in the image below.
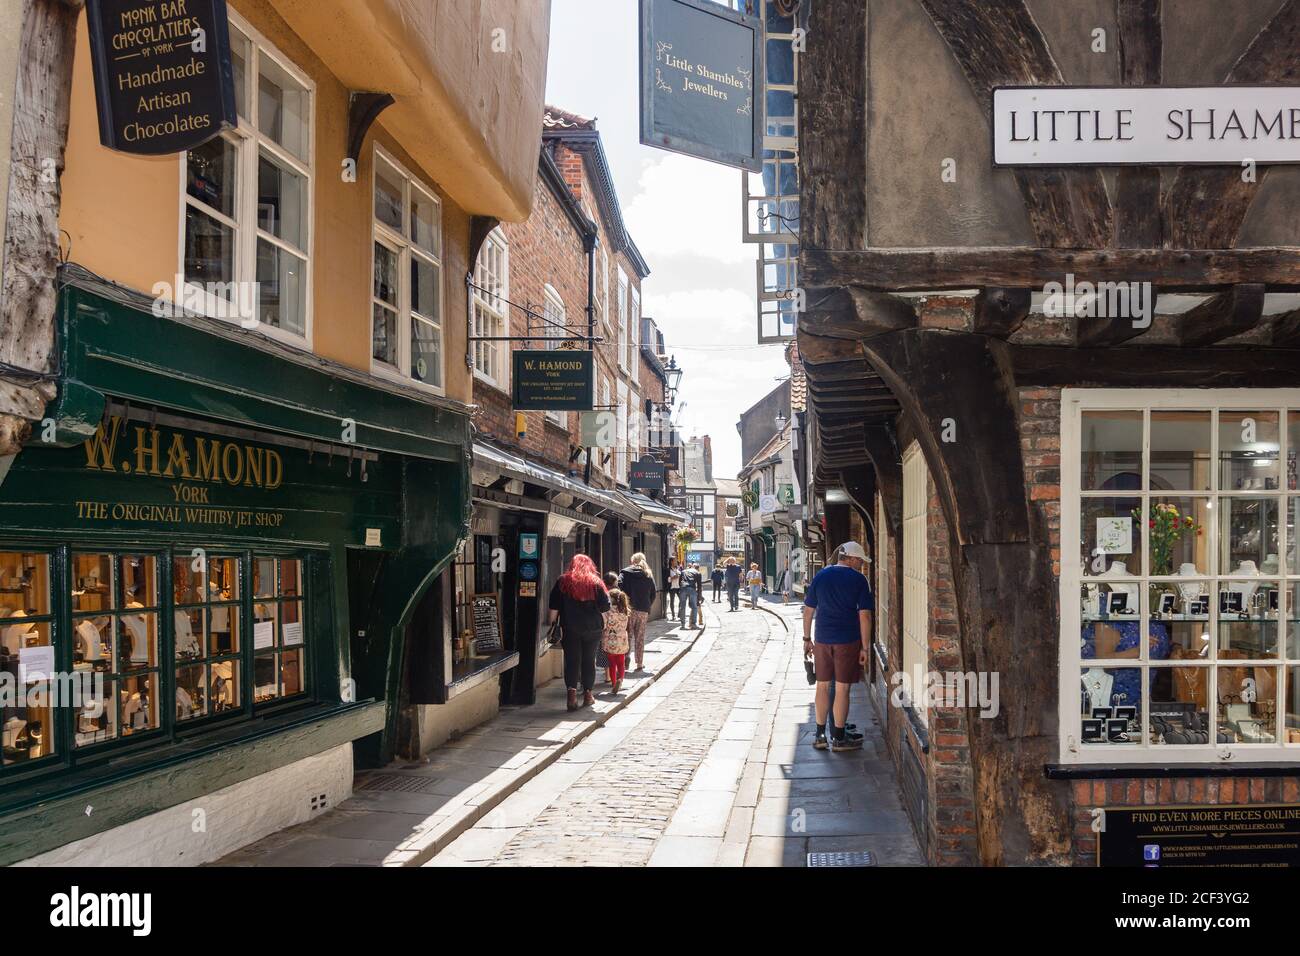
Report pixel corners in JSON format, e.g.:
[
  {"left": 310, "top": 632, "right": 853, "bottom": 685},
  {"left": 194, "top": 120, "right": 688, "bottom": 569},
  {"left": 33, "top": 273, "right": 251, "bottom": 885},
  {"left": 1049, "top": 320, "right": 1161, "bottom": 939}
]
[{"left": 1143, "top": 844, "right": 1161, "bottom": 862}]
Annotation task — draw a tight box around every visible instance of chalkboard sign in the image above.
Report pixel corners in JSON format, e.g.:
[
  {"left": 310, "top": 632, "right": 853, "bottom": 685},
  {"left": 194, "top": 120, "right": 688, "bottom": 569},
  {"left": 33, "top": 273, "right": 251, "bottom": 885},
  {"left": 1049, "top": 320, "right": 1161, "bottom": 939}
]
[
  {"left": 471, "top": 594, "right": 502, "bottom": 654},
  {"left": 86, "top": 0, "right": 237, "bottom": 155}
]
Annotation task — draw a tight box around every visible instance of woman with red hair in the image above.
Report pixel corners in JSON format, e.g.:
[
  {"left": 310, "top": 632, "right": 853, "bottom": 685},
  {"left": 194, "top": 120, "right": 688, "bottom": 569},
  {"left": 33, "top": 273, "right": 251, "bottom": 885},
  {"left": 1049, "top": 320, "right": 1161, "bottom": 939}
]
[{"left": 547, "top": 554, "right": 610, "bottom": 710}]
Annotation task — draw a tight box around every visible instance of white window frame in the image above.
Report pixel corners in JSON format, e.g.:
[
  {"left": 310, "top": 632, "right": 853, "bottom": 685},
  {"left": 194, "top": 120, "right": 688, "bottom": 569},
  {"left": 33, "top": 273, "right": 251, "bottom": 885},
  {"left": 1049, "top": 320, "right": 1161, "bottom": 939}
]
[
  {"left": 369, "top": 146, "right": 444, "bottom": 393},
  {"left": 616, "top": 380, "right": 629, "bottom": 483},
  {"left": 902, "top": 441, "right": 928, "bottom": 726},
  {"left": 598, "top": 243, "right": 611, "bottom": 335},
  {"left": 542, "top": 284, "right": 567, "bottom": 427},
  {"left": 472, "top": 228, "right": 510, "bottom": 390},
  {"left": 629, "top": 286, "right": 641, "bottom": 384},
  {"left": 601, "top": 378, "right": 613, "bottom": 476},
  {"left": 178, "top": 10, "right": 314, "bottom": 348},
  {"left": 1060, "top": 387, "right": 1300, "bottom": 765},
  {"left": 616, "top": 266, "right": 629, "bottom": 375}
]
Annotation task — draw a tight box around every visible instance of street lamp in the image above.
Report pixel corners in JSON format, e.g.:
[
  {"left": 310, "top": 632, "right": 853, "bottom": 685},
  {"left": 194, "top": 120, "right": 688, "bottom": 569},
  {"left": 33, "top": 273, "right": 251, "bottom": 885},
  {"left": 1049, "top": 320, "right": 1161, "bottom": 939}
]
[
  {"left": 664, "top": 356, "right": 683, "bottom": 401},
  {"left": 775, "top": 412, "right": 788, "bottom": 432}
]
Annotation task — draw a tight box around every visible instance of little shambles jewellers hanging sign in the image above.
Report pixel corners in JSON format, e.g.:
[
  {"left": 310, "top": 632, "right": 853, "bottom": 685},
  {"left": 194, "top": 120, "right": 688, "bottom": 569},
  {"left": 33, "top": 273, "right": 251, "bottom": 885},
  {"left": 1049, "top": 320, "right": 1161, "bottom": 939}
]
[
  {"left": 1098, "top": 804, "right": 1300, "bottom": 867},
  {"left": 86, "top": 0, "right": 237, "bottom": 154},
  {"left": 512, "top": 351, "right": 594, "bottom": 411},
  {"left": 994, "top": 87, "right": 1300, "bottom": 166},
  {"left": 639, "top": 0, "right": 763, "bottom": 172}
]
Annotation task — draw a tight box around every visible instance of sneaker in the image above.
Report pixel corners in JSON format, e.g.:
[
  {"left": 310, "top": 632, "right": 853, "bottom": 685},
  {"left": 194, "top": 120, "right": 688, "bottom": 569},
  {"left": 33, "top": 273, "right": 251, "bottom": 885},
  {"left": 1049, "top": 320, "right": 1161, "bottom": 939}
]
[
  {"left": 813, "top": 732, "right": 828, "bottom": 750},
  {"left": 830, "top": 731, "right": 864, "bottom": 752}
]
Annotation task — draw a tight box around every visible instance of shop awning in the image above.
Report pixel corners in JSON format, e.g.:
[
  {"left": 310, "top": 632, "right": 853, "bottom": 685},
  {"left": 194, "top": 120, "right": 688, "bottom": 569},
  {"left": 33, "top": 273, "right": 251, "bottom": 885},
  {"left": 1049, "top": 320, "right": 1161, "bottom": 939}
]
[
  {"left": 618, "top": 490, "right": 690, "bottom": 526},
  {"left": 471, "top": 442, "right": 633, "bottom": 518}
]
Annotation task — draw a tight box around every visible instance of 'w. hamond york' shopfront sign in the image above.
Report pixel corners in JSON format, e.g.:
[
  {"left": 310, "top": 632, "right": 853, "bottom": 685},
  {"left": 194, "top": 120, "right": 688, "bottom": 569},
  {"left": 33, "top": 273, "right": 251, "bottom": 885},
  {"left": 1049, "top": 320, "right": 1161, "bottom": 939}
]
[{"left": 994, "top": 86, "right": 1300, "bottom": 165}]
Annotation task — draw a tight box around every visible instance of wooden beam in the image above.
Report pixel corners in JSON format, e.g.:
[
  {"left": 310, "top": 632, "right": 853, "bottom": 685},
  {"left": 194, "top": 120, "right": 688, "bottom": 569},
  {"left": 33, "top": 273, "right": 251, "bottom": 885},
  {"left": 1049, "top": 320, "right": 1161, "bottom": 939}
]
[
  {"left": 1175, "top": 283, "right": 1266, "bottom": 347},
  {"left": 803, "top": 246, "right": 1300, "bottom": 292},
  {"left": 1074, "top": 288, "right": 1157, "bottom": 348},
  {"left": 1011, "top": 342, "right": 1300, "bottom": 387},
  {"left": 860, "top": 424, "right": 901, "bottom": 542},
  {"left": 802, "top": 285, "right": 918, "bottom": 340},
  {"left": 972, "top": 287, "right": 1032, "bottom": 338},
  {"left": 1113, "top": 0, "right": 1163, "bottom": 247},
  {"left": 796, "top": 329, "right": 866, "bottom": 367},
  {"left": 1268, "top": 307, "right": 1300, "bottom": 347},
  {"left": 0, "top": 0, "right": 81, "bottom": 453},
  {"left": 1162, "top": 0, "right": 1299, "bottom": 249},
  {"left": 919, "top": 0, "right": 1112, "bottom": 248},
  {"left": 799, "top": 0, "right": 868, "bottom": 251}
]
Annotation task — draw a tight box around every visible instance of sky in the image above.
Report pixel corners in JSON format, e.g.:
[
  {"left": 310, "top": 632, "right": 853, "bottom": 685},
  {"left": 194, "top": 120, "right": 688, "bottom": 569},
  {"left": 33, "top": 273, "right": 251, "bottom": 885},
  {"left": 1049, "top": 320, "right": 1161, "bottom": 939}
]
[{"left": 544, "top": 0, "right": 790, "bottom": 479}]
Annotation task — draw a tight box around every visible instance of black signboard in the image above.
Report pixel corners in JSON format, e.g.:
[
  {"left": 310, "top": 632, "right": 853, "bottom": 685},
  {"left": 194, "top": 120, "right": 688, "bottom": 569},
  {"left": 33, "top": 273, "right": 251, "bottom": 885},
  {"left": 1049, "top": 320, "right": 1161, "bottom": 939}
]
[
  {"left": 1098, "top": 804, "right": 1300, "bottom": 867},
  {"left": 639, "top": 0, "right": 763, "bottom": 172},
  {"left": 512, "top": 350, "right": 594, "bottom": 411},
  {"left": 630, "top": 455, "right": 667, "bottom": 492},
  {"left": 471, "top": 595, "right": 502, "bottom": 655},
  {"left": 86, "top": 0, "right": 237, "bottom": 155},
  {"left": 650, "top": 445, "right": 681, "bottom": 470}
]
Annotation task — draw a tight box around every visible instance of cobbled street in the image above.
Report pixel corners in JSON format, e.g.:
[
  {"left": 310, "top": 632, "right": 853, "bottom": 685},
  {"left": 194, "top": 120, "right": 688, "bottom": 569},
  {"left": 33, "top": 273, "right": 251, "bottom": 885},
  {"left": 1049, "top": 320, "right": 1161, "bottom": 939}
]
[{"left": 431, "top": 601, "right": 922, "bottom": 867}]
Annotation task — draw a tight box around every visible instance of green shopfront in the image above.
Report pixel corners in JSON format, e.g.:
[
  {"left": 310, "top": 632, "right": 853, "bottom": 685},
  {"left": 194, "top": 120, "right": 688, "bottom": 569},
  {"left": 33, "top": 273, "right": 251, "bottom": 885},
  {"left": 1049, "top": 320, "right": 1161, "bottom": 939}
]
[{"left": 0, "top": 271, "right": 470, "bottom": 865}]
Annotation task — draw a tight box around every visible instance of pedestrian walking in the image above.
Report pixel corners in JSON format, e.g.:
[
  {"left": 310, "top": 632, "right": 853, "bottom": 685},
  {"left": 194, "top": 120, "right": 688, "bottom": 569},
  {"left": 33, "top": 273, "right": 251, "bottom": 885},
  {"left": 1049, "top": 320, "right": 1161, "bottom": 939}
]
[
  {"left": 746, "top": 562, "right": 763, "bottom": 608},
  {"left": 723, "top": 557, "right": 742, "bottom": 611},
  {"left": 595, "top": 571, "right": 618, "bottom": 678},
  {"left": 679, "top": 562, "right": 702, "bottom": 629},
  {"left": 710, "top": 564, "right": 724, "bottom": 602},
  {"left": 802, "top": 542, "right": 873, "bottom": 751},
  {"left": 547, "top": 555, "right": 610, "bottom": 711},
  {"left": 667, "top": 559, "right": 682, "bottom": 618},
  {"left": 616, "top": 552, "right": 655, "bottom": 672},
  {"left": 602, "top": 587, "right": 631, "bottom": 694},
  {"left": 779, "top": 564, "right": 794, "bottom": 604}
]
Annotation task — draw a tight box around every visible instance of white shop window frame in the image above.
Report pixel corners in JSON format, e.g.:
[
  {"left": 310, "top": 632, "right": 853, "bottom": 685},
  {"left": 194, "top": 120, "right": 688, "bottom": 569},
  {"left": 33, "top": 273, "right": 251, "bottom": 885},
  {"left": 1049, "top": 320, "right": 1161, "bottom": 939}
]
[
  {"left": 901, "top": 441, "right": 928, "bottom": 726},
  {"left": 177, "top": 10, "right": 314, "bottom": 350},
  {"left": 369, "top": 146, "right": 445, "bottom": 394},
  {"left": 1058, "top": 387, "right": 1300, "bottom": 765},
  {"left": 616, "top": 266, "right": 629, "bottom": 375}
]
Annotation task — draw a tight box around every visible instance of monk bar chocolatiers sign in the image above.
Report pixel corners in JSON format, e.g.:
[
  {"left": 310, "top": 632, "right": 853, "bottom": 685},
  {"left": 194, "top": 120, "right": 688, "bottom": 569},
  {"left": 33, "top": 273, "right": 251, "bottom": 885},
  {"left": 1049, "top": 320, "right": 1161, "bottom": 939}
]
[
  {"left": 86, "top": 0, "right": 237, "bottom": 154},
  {"left": 994, "top": 86, "right": 1300, "bottom": 166},
  {"left": 512, "top": 350, "right": 594, "bottom": 411},
  {"left": 1098, "top": 804, "right": 1300, "bottom": 867},
  {"left": 639, "top": 0, "right": 763, "bottom": 172}
]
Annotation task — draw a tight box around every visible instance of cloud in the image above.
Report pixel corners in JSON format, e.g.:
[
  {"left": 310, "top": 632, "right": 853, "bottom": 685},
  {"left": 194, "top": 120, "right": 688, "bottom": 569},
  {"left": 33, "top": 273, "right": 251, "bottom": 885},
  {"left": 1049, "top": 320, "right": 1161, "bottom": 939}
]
[{"left": 624, "top": 154, "right": 755, "bottom": 265}]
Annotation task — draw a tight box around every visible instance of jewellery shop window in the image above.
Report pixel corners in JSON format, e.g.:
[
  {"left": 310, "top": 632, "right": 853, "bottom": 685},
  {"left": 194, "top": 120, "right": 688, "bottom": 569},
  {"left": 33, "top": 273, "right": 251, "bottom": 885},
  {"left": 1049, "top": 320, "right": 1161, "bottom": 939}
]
[
  {"left": 1062, "top": 391, "right": 1300, "bottom": 762},
  {"left": 2, "top": 551, "right": 55, "bottom": 771},
  {"left": 451, "top": 536, "right": 511, "bottom": 683}
]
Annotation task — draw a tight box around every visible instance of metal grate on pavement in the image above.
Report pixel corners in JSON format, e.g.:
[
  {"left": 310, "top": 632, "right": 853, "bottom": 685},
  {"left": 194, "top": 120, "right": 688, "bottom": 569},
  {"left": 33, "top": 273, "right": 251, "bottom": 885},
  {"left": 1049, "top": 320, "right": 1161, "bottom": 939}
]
[
  {"left": 807, "top": 850, "right": 876, "bottom": 867},
  {"left": 355, "top": 773, "right": 443, "bottom": 794}
]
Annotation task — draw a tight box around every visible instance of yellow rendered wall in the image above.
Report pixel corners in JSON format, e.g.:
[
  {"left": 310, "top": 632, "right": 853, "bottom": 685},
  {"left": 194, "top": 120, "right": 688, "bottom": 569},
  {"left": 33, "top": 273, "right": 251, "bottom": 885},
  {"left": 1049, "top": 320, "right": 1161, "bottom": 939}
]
[{"left": 57, "top": 0, "right": 493, "bottom": 404}]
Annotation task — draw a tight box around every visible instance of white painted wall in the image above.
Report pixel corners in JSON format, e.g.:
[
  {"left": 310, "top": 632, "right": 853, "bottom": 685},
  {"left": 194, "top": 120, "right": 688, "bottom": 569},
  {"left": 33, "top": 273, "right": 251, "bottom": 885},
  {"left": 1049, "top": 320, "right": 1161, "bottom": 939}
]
[{"left": 17, "top": 744, "right": 354, "bottom": 867}]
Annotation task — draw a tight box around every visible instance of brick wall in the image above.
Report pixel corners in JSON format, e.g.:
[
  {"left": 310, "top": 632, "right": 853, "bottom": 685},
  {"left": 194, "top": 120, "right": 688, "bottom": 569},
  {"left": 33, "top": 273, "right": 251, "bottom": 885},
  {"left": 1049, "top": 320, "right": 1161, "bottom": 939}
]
[
  {"left": 924, "top": 473, "right": 979, "bottom": 865},
  {"left": 475, "top": 141, "right": 648, "bottom": 486}
]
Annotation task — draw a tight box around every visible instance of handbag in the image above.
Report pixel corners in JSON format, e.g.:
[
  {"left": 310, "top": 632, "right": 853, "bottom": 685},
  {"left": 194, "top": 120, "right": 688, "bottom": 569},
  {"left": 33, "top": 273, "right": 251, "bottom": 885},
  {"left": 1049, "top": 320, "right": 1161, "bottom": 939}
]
[{"left": 545, "top": 618, "right": 563, "bottom": 647}]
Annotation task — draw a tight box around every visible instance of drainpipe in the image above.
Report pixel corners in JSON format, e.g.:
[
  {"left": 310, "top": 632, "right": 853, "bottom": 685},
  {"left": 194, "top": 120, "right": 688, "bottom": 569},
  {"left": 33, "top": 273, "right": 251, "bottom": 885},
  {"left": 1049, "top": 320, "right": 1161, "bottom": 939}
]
[{"left": 582, "top": 226, "right": 597, "bottom": 487}]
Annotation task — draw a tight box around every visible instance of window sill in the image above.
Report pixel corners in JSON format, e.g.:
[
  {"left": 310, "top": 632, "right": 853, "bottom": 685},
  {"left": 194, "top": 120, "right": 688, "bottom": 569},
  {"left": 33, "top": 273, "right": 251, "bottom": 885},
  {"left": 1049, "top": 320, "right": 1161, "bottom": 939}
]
[
  {"left": 1045, "top": 762, "right": 1300, "bottom": 780},
  {"left": 446, "top": 651, "right": 519, "bottom": 700}
]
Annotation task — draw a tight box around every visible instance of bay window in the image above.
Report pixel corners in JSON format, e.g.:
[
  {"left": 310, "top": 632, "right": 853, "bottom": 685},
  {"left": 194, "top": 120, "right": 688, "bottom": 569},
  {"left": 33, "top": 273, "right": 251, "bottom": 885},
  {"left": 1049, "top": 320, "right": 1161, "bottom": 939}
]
[
  {"left": 182, "top": 15, "right": 312, "bottom": 342},
  {"left": 1060, "top": 389, "right": 1300, "bottom": 762},
  {"left": 371, "top": 149, "right": 444, "bottom": 390}
]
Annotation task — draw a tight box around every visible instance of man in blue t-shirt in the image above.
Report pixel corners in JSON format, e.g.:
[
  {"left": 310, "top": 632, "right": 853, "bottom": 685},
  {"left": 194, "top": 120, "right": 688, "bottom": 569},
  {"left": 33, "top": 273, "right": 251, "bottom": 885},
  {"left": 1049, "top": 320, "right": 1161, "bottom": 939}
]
[{"left": 803, "top": 541, "right": 874, "bottom": 752}]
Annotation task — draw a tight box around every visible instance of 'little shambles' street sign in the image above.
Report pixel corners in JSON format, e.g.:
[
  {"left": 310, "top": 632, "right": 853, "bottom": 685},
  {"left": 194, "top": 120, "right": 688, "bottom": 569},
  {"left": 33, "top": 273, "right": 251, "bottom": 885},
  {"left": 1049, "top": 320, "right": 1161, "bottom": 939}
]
[
  {"left": 512, "top": 350, "right": 594, "bottom": 411},
  {"left": 639, "top": 0, "right": 763, "bottom": 172},
  {"left": 86, "top": 0, "right": 237, "bottom": 155}
]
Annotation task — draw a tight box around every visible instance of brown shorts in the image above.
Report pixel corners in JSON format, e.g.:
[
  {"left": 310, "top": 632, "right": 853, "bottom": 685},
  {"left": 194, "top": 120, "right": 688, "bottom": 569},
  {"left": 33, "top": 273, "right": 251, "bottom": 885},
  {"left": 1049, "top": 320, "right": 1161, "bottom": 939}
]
[{"left": 812, "top": 641, "right": 863, "bottom": 684}]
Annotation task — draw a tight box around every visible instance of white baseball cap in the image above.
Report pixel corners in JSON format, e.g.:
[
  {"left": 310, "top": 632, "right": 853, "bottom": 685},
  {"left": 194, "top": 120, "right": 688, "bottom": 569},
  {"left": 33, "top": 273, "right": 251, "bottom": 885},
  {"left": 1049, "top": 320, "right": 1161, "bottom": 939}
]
[{"left": 838, "top": 541, "right": 868, "bottom": 560}]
